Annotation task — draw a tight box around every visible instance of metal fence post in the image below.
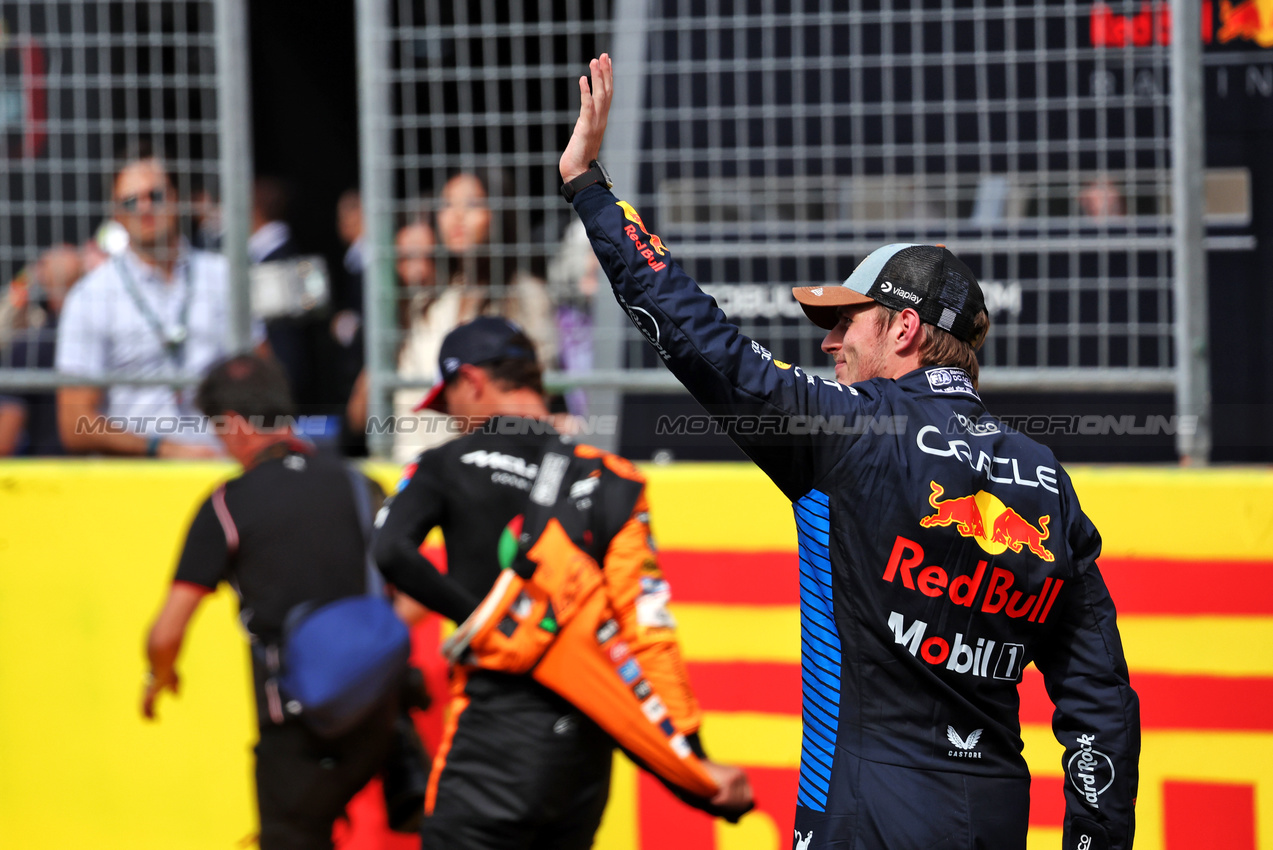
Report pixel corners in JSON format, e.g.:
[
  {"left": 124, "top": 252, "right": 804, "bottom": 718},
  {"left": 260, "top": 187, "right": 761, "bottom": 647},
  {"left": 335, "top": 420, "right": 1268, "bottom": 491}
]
[
  {"left": 1171, "top": 0, "right": 1211, "bottom": 464},
  {"left": 590, "top": 0, "right": 651, "bottom": 454},
  {"left": 214, "top": 0, "right": 254, "bottom": 354},
  {"left": 356, "top": 0, "right": 394, "bottom": 457}
]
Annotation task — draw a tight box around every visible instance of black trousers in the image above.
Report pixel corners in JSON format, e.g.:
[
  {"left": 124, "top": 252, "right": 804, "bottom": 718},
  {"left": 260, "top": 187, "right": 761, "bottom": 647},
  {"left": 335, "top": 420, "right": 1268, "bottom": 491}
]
[
  {"left": 422, "top": 679, "right": 613, "bottom": 850},
  {"left": 254, "top": 697, "right": 397, "bottom": 850}
]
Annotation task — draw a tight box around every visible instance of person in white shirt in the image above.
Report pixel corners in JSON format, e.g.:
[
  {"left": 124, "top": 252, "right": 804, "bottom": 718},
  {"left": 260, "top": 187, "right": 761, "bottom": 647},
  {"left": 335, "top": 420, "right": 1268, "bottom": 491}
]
[{"left": 56, "top": 152, "right": 261, "bottom": 457}]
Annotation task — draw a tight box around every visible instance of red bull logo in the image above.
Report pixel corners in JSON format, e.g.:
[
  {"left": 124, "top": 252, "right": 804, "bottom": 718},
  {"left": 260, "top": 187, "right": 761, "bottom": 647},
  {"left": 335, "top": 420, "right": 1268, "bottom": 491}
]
[
  {"left": 882, "top": 535, "right": 1065, "bottom": 624},
  {"left": 919, "top": 481, "right": 1053, "bottom": 562},
  {"left": 1090, "top": 1, "right": 1185, "bottom": 46},
  {"left": 1088, "top": 0, "right": 1273, "bottom": 46},
  {"left": 617, "top": 200, "right": 668, "bottom": 256},
  {"left": 1218, "top": 0, "right": 1273, "bottom": 45}
]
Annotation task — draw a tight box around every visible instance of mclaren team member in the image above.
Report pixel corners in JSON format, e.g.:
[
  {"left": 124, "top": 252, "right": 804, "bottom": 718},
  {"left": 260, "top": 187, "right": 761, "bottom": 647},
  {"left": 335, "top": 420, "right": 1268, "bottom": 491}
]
[
  {"left": 142, "top": 355, "right": 399, "bottom": 849},
  {"left": 558, "top": 56, "right": 1139, "bottom": 850},
  {"left": 373, "top": 316, "right": 751, "bottom": 850}
]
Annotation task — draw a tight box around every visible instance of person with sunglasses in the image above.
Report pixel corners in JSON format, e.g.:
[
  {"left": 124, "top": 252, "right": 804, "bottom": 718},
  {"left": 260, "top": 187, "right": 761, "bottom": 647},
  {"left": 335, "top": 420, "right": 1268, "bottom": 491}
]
[{"left": 55, "top": 147, "right": 265, "bottom": 457}]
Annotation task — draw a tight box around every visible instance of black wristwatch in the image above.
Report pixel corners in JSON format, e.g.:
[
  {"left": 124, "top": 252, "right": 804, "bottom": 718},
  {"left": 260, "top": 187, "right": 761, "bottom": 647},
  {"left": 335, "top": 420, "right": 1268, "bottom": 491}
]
[{"left": 560, "top": 160, "right": 612, "bottom": 203}]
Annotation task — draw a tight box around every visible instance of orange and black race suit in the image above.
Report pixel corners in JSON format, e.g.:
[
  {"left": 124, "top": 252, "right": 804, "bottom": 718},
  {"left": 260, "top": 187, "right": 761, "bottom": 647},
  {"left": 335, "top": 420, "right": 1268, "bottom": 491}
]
[{"left": 373, "top": 418, "right": 702, "bottom": 848}]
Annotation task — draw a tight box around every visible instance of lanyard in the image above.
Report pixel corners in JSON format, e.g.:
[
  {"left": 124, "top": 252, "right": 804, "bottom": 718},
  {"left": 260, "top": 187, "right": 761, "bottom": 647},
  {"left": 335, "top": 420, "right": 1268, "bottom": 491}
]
[{"left": 114, "top": 254, "right": 193, "bottom": 368}]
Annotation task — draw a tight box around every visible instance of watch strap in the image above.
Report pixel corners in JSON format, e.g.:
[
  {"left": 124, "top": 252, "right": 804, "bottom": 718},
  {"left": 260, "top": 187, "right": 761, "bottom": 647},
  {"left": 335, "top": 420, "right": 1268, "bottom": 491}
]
[{"left": 561, "top": 160, "right": 611, "bottom": 203}]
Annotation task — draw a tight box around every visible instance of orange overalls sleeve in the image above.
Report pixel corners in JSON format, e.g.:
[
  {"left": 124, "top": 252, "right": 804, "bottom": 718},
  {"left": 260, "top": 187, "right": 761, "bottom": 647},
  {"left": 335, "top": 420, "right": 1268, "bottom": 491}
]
[{"left": 601, "top": 484, "right": 704, "bottom": 737}]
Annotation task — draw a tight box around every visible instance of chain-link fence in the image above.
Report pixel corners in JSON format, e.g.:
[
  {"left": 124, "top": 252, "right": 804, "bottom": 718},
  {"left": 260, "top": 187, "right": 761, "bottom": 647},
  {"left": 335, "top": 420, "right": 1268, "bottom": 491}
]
[
  {"left": 0, "top": 0, "right": 253, "bottom": 454},
  {"left": 357, "top": 0, "right": 617, "bottom": 458},
  {"left": 0, "top": 0, "right": 1213, "bottom": 459},
  {"left": 609, "top": 0, "right": 1208, "bottom": 386},
  {"left": 1, "top": 0, "right": 223, "bottom": 351},
  {"left": 357, "top": 0, "right": 1213, "bottom": 458}
]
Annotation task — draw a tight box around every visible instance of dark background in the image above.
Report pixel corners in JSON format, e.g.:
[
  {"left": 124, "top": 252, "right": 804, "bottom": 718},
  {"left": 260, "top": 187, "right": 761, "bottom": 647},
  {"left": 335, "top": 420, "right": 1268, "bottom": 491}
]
[{"left": 248, "top": 1, "right": 361, "bottom": 283}]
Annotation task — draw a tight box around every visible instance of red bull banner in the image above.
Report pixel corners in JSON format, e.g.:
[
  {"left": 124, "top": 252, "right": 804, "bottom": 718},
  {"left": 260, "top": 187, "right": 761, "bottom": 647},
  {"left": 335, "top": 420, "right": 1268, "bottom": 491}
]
[
  {"left": 0, "top": 462, "right": 1271, "bottom": 850},
  {"left": 1089, "top": 0, "right": 1273, "bottom": 47}
]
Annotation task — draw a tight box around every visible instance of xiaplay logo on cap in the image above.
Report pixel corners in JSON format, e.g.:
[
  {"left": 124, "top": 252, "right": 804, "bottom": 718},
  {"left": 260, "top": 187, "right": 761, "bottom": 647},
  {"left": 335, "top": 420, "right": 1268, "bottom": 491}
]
[{"left": 879, "top": 280, "right": 922, "bottom": 305}]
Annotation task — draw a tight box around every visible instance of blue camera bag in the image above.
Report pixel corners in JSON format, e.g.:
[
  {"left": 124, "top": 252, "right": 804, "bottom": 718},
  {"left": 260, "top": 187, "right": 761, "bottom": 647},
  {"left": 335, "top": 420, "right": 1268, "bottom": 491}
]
[
  {"left": 259, "top": 465, "right": 410, "bottom": 738},
  {"left": 277, "top": 595, "right": 410, "bottom": 738}
]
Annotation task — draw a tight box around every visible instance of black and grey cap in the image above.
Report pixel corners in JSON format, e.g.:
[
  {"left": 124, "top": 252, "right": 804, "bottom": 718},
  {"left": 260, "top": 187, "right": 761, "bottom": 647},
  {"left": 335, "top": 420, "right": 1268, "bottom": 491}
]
[
  {"left": 792, "top": 244, "right": 987, "bottom": 344},
  {"left": 414, "top": 316, "right": 537, "bottom": 412}
]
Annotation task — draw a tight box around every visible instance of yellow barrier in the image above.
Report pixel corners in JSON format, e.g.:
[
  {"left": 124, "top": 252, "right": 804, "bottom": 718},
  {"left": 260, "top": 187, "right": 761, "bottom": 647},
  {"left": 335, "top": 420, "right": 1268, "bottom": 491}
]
[
  {"left": 1, "top": 459, "right": 1270, "bottom": 849},
  {"left": 0, "top": 460, "right": 255, "bottom": 850}
]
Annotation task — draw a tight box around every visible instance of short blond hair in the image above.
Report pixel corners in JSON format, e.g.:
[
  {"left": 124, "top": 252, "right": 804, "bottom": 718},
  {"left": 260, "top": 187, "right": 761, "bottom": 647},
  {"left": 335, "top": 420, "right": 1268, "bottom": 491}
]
[{"left": 879, "top": 307, "right": 990, "bottom": 388}]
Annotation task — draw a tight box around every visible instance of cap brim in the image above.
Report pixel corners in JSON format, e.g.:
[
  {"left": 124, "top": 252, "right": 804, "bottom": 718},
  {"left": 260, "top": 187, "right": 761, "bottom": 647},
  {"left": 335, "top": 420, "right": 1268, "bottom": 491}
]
[
  {"left": 413, "top": 381, "right": 447, "bottom": 413},
  {"left": 791, "top": 286, "right": 876, "bottom": 330}
]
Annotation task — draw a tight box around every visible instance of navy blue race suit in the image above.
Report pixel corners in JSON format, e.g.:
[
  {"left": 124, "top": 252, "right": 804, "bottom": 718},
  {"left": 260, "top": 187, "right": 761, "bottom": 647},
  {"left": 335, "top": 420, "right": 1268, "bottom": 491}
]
[{"left": 571, "top": 184, "right": 1139, "bottom": 850}]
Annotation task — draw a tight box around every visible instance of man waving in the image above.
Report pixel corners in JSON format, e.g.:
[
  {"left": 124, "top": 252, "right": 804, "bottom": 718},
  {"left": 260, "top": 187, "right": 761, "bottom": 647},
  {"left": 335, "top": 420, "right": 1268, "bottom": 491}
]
[{"left": 559, "top": 55, "right": 1139, "bottom": 850}]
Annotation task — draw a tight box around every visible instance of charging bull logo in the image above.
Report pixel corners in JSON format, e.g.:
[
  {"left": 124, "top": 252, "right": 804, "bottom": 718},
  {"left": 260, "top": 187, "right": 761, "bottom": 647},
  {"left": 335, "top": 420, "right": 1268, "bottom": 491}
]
[
  {"left": 920, "top": 481, "right": 1053, "bottom": 561},
  {"left": 617, "top": 200, "right": 668, "bottom": 256},
  {"left": 1219, "top": 0, "right": 1273, "bottom": 45}
]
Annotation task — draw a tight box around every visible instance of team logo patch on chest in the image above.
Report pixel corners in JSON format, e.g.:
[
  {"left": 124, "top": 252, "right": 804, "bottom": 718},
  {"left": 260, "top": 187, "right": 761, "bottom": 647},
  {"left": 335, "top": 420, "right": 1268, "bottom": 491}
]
[
  {"left": 919, "top": 480, "right": 1053, "bottom": 561},
  {"left": 460, "top": 450, "right": 539, "bottom": 490}
]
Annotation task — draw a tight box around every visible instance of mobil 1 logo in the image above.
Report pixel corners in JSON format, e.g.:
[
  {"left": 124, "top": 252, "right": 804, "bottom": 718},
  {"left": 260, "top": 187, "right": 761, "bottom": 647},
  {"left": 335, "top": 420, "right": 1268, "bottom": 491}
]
[{"left": 993, "top": 642, "right": 1026, "bottom": 681}]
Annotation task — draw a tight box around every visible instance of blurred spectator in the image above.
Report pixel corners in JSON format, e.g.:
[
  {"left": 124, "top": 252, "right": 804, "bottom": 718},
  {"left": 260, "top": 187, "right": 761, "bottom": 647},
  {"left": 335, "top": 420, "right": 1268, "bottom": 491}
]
[
  {"left": 547, "top": 219, "right": 601, "bottom": 415},
  {"left": 80, "top": 231, "right": 111, "bottom": 275},
  {"left": 0, "top": 245, "right": 84, "bottom": 455},
  {"left": 0, "top": 266, "right": 32, "bottom": 351},
  {"left": 347, "top": 216, "right": 449, "bottom": 462},
  {"left": 347, "top": 172, "right": 558, "bottom": 461},
  {"left": 396, "top": 218, "right": 437, "bottom": 301},
  {"left": 328, "top": 188, "right": 368, "bottom": 455},
  {"left": 1079, "top": 175, "right": 1127, "bottom": 220},
  {"left": 54, "top": 149, "right": 260, "bottom": 458},
  {"left": 391, "top": 217, "right": 448, "bottom": 460},
  {"left": 0, "top": 245, "right": 82, "bottom": 344},
  {"left": 190, "top": 186, "right": 223, "bottom": 251},
  {"left": 393, "top": 218, "right": 443, "bottom": 390},
  {"left": 346, "top": 172, "right": 558, "bottom": 459},
  {"left": 434, "top": 170, "right": 557, "bottom": 368},
  {"left": 250, "top": 177, "right": 297, "bottom": 264},
  {"left": 335, "top": 187, "right": 365, "bottom": 328},
  {"left": 251, "top": 176, "right": 318, "bottom": 407}
]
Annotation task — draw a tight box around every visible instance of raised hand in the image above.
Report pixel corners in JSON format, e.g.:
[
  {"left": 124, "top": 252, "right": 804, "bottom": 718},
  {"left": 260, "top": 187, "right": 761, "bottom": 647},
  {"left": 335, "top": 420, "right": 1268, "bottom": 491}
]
[{"left": 560, "top": 53, "right": 614, "bottom": 183}]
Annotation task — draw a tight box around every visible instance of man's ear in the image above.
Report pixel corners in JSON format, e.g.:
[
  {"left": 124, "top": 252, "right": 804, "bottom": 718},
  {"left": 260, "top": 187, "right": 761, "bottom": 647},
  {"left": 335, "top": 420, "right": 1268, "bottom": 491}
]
[
  {"left": 456, "top": 364, "right": 489, "bottom": 398},
  {"left": 894, "top": 308, "right": 924, "bottom": 355}
]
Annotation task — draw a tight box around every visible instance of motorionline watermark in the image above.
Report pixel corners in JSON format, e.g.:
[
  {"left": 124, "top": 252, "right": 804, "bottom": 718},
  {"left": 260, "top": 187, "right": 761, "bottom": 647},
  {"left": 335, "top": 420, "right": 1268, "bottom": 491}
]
[
  {"left": 75, "top": 414, "right": 621, "bottom": 438},
  {"left": 365, "top": 414, "right": 619, "bottom": 437},
  {"left": 74, "top": 411, "right": 1195, "bottom": 440},
  {"left": 948, "top": 412, "right": 1198, "bottom": 438},
  {"left": 76, "top": 414, "right": 335, "bottom": 437},
  {"left": 649, "top": 412, "right": 1198, "bottom": 439},
  {"left": 655, "top": 414, "right": 910, "bottom": 437}
]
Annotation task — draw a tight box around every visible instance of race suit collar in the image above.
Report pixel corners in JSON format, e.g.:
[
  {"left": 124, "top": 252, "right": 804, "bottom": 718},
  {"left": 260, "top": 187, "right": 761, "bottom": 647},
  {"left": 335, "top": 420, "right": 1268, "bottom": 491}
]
[{"left": 895, "top": 366, "right": 982, "bottom": 403}]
